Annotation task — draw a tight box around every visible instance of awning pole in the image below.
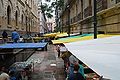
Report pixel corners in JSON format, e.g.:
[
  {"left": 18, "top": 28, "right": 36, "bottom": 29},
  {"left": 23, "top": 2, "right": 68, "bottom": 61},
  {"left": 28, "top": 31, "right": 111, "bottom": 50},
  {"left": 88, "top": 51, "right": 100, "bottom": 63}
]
[{"left": 93, "top": 0, "right": 97, "bottom": 39}]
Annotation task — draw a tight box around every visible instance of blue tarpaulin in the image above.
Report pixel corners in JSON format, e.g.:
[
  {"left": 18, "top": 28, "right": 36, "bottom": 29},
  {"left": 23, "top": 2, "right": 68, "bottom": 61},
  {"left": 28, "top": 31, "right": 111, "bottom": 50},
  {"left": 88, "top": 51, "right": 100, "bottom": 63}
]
[{"left": 0, "top": 43, "right": 47, "bottom": 49}]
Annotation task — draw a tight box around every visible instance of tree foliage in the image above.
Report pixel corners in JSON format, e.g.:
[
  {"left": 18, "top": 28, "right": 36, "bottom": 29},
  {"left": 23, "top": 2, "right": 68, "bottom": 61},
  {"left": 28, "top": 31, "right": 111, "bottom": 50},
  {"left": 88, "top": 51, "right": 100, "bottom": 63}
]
[
  {"left": 41, "top": 0, "right": 64, "bottom": 18},
  {"left": 51, "top": 0, "right": 64, "bottom": 10},
  {"left": 40, "top": 3, "right": 53, "bottom": 18}
]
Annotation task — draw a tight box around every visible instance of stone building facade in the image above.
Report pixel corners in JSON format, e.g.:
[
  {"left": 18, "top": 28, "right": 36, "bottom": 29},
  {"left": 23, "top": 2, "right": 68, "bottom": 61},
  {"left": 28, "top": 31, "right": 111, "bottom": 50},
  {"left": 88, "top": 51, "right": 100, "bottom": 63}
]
[
  {"left": 38, "top": 2, "right": 48, "bottom": 34},
  {"left": 0, "top": 0, "right": 39, "bottom": 37},
  {"left": 60, "top": 0, "right": 120, "bottom": 34}
]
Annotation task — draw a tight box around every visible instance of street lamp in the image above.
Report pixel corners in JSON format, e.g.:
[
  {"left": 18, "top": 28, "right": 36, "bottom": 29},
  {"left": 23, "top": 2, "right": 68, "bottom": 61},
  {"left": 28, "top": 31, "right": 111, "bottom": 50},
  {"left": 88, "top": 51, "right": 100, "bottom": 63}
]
[{"left": 93, "top": 0, "right": 97, "bottom": 39}]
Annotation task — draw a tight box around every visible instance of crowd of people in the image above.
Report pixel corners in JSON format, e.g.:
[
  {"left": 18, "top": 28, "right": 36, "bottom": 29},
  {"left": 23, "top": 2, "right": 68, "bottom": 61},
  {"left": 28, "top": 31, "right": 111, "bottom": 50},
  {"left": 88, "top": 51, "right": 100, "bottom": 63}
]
[
  {"left": 56, "top": 44, "right": 86, "bottom": 80},
  {"left": 0, "top": 64, "right": 32, "bottom": 80},
  {"left": 1, "top": 30, "right": 50, "bottom": 44}
]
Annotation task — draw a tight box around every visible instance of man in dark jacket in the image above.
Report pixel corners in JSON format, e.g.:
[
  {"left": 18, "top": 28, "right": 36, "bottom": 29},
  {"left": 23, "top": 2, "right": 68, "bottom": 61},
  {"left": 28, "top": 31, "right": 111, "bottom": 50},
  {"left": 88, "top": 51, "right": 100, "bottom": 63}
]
[{"left": 2, "top": 30, "right": 8, "bottom": 43}]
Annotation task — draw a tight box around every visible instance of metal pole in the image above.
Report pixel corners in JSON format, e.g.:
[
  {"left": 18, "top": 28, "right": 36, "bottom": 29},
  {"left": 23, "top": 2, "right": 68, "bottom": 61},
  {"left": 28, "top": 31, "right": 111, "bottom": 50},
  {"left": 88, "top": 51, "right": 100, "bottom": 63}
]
[
  {"left": 93, "top": 0, "right": 97, "bottom": 39},
  {"left": 68, "top": 5, "right": 70, "bottom": 37},
  {"left": 55, "top": 0, "right": 59, "bottom": 32}
]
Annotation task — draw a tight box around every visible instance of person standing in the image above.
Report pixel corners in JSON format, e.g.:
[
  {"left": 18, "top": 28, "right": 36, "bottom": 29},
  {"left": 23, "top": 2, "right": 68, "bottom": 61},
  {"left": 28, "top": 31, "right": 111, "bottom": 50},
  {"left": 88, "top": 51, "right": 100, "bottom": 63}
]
[
  {"left": 2, "top": 30, "right": 8, "bottom": 43},
  {"left": 56, "top": 45, "right": 60, "bottom": 57},
  {"left": 12, "top": 30, "right": 20, "bottom": 43}
]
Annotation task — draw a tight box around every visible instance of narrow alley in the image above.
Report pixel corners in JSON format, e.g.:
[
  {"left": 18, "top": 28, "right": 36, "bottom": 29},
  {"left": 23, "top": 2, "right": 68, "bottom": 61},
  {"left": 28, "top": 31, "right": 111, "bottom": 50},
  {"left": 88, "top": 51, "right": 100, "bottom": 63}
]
[{"left": 29, "top": 44, "right": 65, "bottom": 80}]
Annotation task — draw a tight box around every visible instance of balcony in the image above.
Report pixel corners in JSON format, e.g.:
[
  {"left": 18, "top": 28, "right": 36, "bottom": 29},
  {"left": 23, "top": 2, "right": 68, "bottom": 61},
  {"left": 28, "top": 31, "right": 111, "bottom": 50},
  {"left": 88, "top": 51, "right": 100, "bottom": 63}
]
[
  {"left": 18, "top": 0, "right": 25, "bottom": 7},
  {"left": 70, "top": 13, "right": 82, "bottom": 24},
  {"left": 84, "top": 6, "right": 92, "bottom": 18},
  {"left": 97, "top": 0, "right": 107, "bottom": 12},
  {"left": 70, "top": 16, "right": 77, "bottom": 24},
  {"left": 73, "top": 17, "right": 76, "bottom": 23},
  {"left": 77, "top": 12, "right": 82, "bottom": 21}
]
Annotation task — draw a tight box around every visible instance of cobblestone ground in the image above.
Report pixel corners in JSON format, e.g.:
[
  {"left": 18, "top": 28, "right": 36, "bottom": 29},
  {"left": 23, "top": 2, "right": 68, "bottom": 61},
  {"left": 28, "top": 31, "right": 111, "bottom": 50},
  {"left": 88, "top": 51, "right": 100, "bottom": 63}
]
[{"left": 30, "top": 44, "right": 65, "bottom": 80}]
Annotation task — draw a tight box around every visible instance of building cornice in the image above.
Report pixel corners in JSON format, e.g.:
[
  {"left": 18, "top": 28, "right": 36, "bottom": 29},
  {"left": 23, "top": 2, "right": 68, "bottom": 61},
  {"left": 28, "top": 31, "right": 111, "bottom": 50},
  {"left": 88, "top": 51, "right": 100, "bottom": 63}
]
[
  {"left": 25, "top": 1, "right": 32, "bottom": 9},
  {"left": 17, "top": 0, "right": 25, "bottom": 7},
  {"left": 31, "top": 12, "right": 38, "bottom": 19}
]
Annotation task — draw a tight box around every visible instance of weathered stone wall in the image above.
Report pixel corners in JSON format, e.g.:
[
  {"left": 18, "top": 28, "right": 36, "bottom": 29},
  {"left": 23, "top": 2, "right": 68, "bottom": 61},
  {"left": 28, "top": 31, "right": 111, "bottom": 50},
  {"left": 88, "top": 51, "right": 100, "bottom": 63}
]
[{"left": 0, "top": 0, "right": 39, "bottom": 37}]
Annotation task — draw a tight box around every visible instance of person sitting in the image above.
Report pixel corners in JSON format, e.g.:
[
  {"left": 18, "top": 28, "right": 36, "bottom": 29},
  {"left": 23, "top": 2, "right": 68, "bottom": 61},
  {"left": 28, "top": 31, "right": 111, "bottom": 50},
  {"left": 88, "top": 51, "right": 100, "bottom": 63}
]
[
  {"left": 66, "top": 55, "right": 78, "bottom": 79},
  {"left": 68, "top": 64, "right": 85, "bottom": 80}
]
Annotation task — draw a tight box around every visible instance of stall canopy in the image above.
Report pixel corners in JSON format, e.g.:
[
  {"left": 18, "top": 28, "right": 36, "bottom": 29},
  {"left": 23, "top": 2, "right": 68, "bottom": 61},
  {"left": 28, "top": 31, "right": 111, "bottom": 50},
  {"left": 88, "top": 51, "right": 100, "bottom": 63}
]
[
  {"left": 0, "top": 43, "right": 47, "bottom": 49},
  {"left": 65, "top": 36, "right": 120, "bottom": 80},
  {"left": 55, "top": 33, "right": 68, "bottom": 38},
  {"left": 43, "top": 32, "right": 59, "bottom": 37},
  {"left": 58, "top": 34, "right": 92, "bottom": 40},
  {"left": 52, "top": 34, "right": 117, "bottom": 44}
]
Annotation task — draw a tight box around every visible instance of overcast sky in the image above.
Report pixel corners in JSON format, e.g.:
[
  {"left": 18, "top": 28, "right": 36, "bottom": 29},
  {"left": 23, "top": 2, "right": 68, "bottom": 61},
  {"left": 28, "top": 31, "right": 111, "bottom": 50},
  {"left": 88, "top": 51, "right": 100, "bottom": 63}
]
[{"left": 42, "top": 0, "right": 55, "bottom": 4}]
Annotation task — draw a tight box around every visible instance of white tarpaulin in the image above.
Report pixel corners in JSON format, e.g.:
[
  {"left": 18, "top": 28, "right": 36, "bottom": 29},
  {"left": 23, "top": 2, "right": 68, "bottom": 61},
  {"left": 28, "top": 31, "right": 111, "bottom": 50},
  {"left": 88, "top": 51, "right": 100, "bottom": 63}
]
[{"left": 65, "top": 36, "right": 120, "bottom": 80}]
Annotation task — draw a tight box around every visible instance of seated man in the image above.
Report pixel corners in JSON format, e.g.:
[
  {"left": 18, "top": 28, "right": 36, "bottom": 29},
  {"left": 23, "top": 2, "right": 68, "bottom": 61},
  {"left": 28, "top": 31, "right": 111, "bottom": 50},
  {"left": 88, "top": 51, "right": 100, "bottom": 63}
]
[{"left": 68, "top": 64, "right": 85, "bottom": 80}]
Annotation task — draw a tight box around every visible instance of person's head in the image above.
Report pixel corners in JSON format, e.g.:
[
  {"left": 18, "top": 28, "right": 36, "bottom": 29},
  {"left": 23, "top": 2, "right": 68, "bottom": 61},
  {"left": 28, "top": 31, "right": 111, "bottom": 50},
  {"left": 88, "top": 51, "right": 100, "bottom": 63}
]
[
  {"left": 9, "top": 71, "right": 15, "bottom": 77},
  {"left": 0, "top": 66, "right": 6, "bottom": 72},
  {"left": 14, "top": 29, "right": 16, "bottom": 31},
  {"left": 78, "top": 60, "right": 83, "bottom": 65},
  {"left": 60, "top": 43, "right": 65, "bottom": 46},
  {"left": 21, "top": 70, "right": 26, "bottom": 76},
  {"left": 74, "top": 64, "right": 80, "bottom": 72},
  {"left": 69, "top": 55, "right": 79, "bottom": 65},
  {"left": 20, "top": 36, "right": 22, "bottom": 38},
  {"left": 3, "top": 30, "right": 6, "bottom": 33}
]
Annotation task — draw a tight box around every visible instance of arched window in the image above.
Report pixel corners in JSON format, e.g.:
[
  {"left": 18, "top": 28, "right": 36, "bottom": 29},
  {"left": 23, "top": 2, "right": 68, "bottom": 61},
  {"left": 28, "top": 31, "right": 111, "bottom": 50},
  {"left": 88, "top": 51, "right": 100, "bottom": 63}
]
[
  {"left": 0, "top": 0, "right": 3, "bottom": 15},
  {"left": 0, "top": 1, "right": 2, "bottom": 14},
  {"left": 21, "top": 14, "right": 23, "bottom": 27},
  {"left": 89, "top": 0, "right": 91, "bottom": 6},
  {"left": 26, "top": 16, "right": 27, "bottom": 27},
  {"left": 15, "top": 11, "right": 18, "bottom": 26},
  {"left": 31, "top": 0, "right": 32, "bottom": 7},
  {"left": 7, "top": 6, "right": 11, "bottom": 25},
  {"left": 26, "top": 16, "right": 28, "bottom": 32}
]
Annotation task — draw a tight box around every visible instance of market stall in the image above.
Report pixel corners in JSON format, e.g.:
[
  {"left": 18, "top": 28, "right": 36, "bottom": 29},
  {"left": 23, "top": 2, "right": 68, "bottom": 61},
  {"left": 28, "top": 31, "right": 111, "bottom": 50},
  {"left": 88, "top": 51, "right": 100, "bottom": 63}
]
[
  {"left": 0, "top": 42, "right": 48, "bottom": 67},
  {"left": 52, "top": 34, "right": 116, "bottom": 44},
  {"left": 65, "top": 36, "right": 120, "bottom": 80}
]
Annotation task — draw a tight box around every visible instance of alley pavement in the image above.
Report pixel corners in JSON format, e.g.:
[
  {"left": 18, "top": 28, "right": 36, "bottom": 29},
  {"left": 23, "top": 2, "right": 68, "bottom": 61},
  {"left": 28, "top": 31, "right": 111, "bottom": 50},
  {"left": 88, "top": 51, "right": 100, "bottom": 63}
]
[{"left": 27, "top": 44, "right": 65, "bottom": 80}]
